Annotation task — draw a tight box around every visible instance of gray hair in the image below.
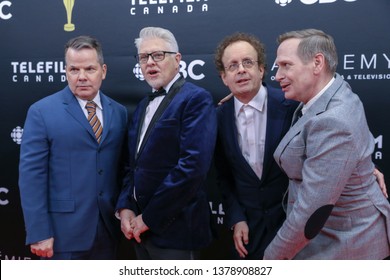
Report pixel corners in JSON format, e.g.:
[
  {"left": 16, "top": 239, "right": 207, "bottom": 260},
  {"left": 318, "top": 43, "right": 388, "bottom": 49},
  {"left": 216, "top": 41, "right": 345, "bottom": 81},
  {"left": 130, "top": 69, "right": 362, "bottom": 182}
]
[
  {"left": 65, "top": 35, "right": 104, "bottom": 65},
  {"left": 278, "top": 28, "right": 338, "bottom": 74},
  {"left": 135, "top": 27, "right": 179, "bottom": 52}
]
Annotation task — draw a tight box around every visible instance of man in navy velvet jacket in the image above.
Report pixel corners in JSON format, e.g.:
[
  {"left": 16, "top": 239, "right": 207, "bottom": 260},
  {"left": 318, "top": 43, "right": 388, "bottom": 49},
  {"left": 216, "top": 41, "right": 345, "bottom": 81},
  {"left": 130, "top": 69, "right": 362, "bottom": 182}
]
[{"left": 116, "top": 27, "right": 217, "bottom": 260}]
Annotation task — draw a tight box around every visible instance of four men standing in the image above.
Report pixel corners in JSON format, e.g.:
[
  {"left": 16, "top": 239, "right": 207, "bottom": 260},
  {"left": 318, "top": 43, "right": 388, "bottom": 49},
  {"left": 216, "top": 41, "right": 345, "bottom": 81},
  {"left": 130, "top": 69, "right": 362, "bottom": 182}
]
[{"left": 18, "top": 28, "right": 389, "bottom": 260}]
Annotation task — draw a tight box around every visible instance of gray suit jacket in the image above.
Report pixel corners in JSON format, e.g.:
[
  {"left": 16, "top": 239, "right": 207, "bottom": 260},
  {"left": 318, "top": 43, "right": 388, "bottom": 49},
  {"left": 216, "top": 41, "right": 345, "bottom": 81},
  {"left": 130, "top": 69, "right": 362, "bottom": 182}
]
[{"left": 264, "top": 74, "right": 390, "bottom": 259}]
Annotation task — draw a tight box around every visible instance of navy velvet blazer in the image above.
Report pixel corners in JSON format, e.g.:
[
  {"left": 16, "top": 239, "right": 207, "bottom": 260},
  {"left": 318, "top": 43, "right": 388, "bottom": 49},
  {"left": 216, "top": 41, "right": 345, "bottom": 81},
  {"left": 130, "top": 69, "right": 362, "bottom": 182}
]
[
  {"left": 19, "top": 86, "right": 128, "bottom": 252},
  {"left": 116, "top": 80, "right": 217, "bottom": 250},
  {"left": 215, "top": 83, "right": 298, "bottom": 259}
]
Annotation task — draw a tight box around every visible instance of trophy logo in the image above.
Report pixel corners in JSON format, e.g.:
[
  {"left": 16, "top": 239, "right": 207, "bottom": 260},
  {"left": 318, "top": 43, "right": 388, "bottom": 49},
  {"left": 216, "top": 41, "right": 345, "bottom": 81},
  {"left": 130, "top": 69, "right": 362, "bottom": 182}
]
[{"left": 63, "top": 0, "right": 75, "bottom": 32}]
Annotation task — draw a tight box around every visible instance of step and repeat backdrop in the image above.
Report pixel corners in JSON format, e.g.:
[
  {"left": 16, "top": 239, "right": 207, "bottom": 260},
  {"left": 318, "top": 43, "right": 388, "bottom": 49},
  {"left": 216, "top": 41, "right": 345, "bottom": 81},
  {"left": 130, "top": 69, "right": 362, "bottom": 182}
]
[{"left": 1, "top": 0, "right": 389, "bottom": 260}]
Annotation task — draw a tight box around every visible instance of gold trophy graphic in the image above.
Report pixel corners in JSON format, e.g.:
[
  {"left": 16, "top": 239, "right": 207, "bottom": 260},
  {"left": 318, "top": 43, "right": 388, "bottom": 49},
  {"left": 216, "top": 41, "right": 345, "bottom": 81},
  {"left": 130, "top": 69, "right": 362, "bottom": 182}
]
[{"left": 63, "top": 0, "right": 75, "bottom": 32}]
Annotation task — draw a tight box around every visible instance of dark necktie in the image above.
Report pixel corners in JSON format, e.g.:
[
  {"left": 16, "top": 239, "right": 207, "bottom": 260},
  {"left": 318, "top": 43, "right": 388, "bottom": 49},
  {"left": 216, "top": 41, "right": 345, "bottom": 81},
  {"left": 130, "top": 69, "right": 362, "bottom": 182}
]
[
  {"left": 148, "top": 88, "right": 167, "bottom": 101},
  {"left": 85, "top": 101, "right": 103, "bottom": 143},
  {"left": 291, "top": 108, "right": 303, "bottom": 127}
]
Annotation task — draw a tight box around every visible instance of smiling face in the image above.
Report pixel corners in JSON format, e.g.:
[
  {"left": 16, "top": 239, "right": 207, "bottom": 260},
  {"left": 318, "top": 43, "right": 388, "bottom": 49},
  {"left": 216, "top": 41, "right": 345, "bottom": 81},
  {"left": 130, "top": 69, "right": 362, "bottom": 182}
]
[
  {"left": 220, "top": 41, "right": 264, "bottom": 103},
  {"left": 275, "top": 38, "right": 317, "bottom": 103},
  {"left": 138, "top": 37, "right": 181, "bottom": 90},
  {"left": 65, "top": 48, "right": 107, "bottom": 101}
]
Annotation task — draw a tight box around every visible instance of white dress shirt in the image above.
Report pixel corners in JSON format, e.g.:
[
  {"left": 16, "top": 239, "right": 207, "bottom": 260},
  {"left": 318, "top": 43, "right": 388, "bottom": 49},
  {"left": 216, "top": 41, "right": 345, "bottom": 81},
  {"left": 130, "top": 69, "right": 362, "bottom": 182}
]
[
  {"left": 137, "top": 73, "right": 181, "bottom": 153},
  {"left": 76, "top": 92, "right": 104, "bottom": 127},
  {"left": 234, "top": 85, "right": 268, "bottom": 179},
  {"left": 301, "top": 77, "right": 335, "bottom": 115}
]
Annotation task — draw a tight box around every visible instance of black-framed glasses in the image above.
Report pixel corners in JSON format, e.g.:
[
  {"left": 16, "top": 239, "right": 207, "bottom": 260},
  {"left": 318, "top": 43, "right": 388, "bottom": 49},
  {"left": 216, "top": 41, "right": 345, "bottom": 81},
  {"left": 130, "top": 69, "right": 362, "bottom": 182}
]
[
  {"left": 135, "top": 51, "right": 177, "bottom": 64},
  {"left": 225, "top": 59, "right": 258, "bottom": 72}
]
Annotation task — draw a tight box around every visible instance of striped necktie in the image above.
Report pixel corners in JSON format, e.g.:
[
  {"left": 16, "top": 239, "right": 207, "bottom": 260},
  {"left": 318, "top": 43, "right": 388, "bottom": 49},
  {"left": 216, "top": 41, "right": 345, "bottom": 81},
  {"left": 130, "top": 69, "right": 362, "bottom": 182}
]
[{"left": 85, "top": 101, "right": 103, "bottom": 143}]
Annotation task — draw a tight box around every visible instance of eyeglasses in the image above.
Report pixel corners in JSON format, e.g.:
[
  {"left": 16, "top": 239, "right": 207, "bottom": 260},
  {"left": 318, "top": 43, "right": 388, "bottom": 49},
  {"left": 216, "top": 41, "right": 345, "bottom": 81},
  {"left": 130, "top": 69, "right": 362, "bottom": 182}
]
[
  {"left": 136, "top": 51, "right": 177, "bottom": 64},
  {"left": 225, "top": 59, "right": 258, "bottom": 72}
]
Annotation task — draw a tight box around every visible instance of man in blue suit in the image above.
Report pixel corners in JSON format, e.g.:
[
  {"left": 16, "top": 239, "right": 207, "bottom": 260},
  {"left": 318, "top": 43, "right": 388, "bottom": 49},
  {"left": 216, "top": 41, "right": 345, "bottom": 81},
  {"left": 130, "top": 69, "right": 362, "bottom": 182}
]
[
  {"left": 213, "top": 33, "right": 299, "bottom": 259},
  {"left": 116, "top": 27, "right": 217, "bottom": 260},
  {"left": 18, "top": 36, "right": 128, "bottom": 259}
]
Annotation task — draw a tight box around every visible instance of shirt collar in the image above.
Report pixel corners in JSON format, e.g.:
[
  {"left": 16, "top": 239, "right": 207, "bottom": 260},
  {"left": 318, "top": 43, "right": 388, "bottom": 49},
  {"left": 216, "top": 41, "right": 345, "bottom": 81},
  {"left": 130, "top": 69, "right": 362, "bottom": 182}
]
[
  {"left": 76, "top": 91, "right": 103, "bottom": 111},
  {"left": 302, "top": 77, "right": 335, "bottom": 115},
  {"left": 234, "top": 84, "right": 267, "bottom": 118}
]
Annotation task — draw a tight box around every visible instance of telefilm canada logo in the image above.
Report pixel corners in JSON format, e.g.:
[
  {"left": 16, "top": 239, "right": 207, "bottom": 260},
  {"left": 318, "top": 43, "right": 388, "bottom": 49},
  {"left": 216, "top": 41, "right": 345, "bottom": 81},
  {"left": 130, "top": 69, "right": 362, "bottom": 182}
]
[
  {"left": 209, "top": 201, "right": 225, "bottom": 225},
  {"left": 275, "top": 0, "right": 357, "bottom": 7},
  {"left": 0, "top": 250, "right": 32, "bottom": 260},
  {"left": 10, "top": 61, "right": 67, "bottom": 83},
  {"left": 129, "top": 0, "right": 210, "bottom": 16}
]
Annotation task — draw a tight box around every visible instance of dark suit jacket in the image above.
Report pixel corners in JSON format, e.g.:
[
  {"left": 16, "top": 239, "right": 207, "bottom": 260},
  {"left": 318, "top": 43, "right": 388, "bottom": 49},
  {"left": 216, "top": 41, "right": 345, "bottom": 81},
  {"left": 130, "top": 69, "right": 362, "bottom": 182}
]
[
  {"left": 116, "top": 79, "right": 217, "bottom": 250},
  {"left": 19, "top": 86, "right": 128, "bottom": 253},
  {"left": 215, "top": 83, "right": 298, "bottom": 259}
]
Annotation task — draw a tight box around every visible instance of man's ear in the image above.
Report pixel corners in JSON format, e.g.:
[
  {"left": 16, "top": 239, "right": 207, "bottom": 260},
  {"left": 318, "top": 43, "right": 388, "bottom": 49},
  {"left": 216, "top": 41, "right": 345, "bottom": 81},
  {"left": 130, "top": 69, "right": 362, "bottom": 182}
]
[{"left": 313, "top": 53, "right": 325, "bottom": 74}]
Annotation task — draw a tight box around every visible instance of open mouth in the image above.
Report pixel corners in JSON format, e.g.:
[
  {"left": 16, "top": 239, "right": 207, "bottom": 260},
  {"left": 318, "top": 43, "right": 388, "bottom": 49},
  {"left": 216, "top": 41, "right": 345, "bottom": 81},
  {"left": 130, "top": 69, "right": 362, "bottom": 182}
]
[
  {"left": 280, "top": 83, "right": 290, "bottom": 91},
  {"left": 147, "top": 69, "right": 159, "bottom": 77},
  {"left": 236, "top": 78, "right": 249, "bottom": 85}
]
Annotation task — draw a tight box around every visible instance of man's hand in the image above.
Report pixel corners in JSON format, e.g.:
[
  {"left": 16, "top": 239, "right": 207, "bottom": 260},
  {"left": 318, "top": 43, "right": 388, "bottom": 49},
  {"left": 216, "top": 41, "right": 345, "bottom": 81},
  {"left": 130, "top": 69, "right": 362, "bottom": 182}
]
[
  {"left": 119, "top": 209, "right": 137, "bottom": 240},
  {"left": 233, "top": 221, "right": 249, "bottom": 258},
  {"left": 374, "top": 168, "right": 388, "bottom": 198},
  {"left": 131, "top": 214, "right": 149, "bottom": 243},
  {"left": 30, "top": 237, "right": 54, "bottom": 258},
  {"left": 218, "top": 93, "right": 233, "bottom": 106}
]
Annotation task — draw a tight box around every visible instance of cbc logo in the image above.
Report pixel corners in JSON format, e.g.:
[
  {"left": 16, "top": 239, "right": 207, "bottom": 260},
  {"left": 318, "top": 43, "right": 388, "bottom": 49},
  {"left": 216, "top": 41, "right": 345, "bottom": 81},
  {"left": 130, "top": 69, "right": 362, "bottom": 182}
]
[
  {"left": 179, "top": 60, "right": 205, "bottom": 81},
  {"left": 275, "top": 0, "right": 292, "bottom": 6},
  {"left": 0, "top": 1, "right": 12, "bottom": 20},
  {"left": 133, "top": 60, "right": 205, "bottom": 81},
  {"left": 275, "top": 0, "right": 356, "bottom": 6},
  {"left": 0, "top": 187, "right": 9, "bottom": 206},
  {"left": 10, "top": 126, "right": 23, "bottom": 145}
]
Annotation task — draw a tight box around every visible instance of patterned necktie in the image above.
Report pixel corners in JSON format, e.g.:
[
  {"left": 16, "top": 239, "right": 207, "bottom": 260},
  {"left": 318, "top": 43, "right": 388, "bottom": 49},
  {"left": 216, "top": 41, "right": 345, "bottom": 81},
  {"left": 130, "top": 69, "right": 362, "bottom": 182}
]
[{"left": 85, "top": 101, "right": 103, "bottom": 143}]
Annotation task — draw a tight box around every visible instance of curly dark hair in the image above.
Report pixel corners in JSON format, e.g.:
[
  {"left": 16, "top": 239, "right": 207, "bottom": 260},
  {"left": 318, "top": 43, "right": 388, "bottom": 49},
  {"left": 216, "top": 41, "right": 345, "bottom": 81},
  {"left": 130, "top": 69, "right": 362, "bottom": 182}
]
[{"left": 214, "top": 32, "right": 267, "bottom": 75}]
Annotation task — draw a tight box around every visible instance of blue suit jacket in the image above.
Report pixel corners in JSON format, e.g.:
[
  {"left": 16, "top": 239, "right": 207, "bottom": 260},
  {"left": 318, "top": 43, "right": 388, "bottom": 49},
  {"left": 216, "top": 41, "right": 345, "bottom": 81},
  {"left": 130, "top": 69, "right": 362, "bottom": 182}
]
[
  {"left": 19, "top": 86, "right": 128, "bottom": 253},
  {"left": 116, "top": 80, "right": 217, "bottom": 250},
  {"left": 215, "top": 83, "right": 298, "bottom": 258}
]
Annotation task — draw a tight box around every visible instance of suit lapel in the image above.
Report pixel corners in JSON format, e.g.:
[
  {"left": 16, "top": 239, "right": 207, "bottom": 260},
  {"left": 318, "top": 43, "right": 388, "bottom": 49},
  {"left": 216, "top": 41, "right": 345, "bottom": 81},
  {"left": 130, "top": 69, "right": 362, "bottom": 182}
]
[
  {"left": 262, "top": 87, "right": 290, "bottom": 179},
  {"left": 135, "top": 99, "right": 149, "bottom": 158},
  {"left": 223, "top": 99, "right": 260, "bottom": 181},
  {"left": 62, "top": 87, "right": 96, "bottom": 140},
  {"left": 223, "top": 100, "right": 241, "bottom": 155},
  {"left": 62, "top": 86, "right": 110, "bottom": 144},
  {"left": 274, "top": 74, "right": 344, "bottom": 162},
  {"left": 136, "top": 76, "right": 186, "bottom": 160},
  {"left": 100, "top": 93, "right": 113, "bottom": 144}
]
